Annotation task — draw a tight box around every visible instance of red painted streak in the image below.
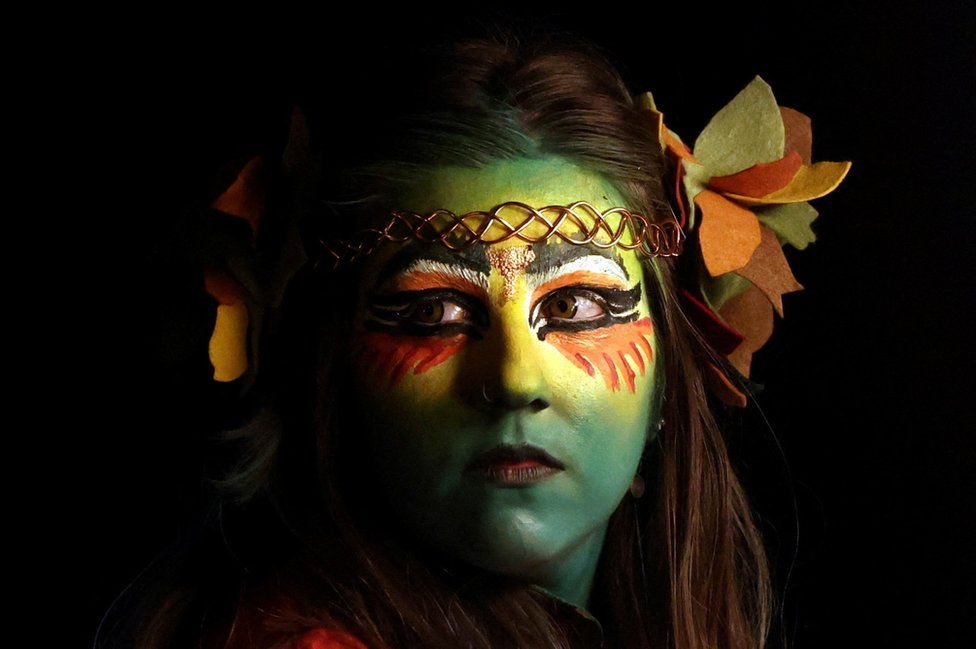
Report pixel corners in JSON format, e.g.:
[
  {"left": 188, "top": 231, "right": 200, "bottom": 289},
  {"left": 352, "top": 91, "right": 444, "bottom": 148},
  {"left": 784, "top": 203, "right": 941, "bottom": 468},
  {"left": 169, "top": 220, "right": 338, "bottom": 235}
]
[
  {"left": 354, "top": 331, "right": 467, "bottom": 386},
  {"left": 618, "top": 350, "right": 637, "bottom": 392},
  {"left": 575, "top": 353, "right": 595, "bottom": 376},
  {"left": 547, "top": 317, "right": 655, "bottom": 393},
  {"left": 629, "top": 341, "right": 646, "bottom": 374},
  {"left": 602, "top": 353, "right": 620, "bottom": 391}
]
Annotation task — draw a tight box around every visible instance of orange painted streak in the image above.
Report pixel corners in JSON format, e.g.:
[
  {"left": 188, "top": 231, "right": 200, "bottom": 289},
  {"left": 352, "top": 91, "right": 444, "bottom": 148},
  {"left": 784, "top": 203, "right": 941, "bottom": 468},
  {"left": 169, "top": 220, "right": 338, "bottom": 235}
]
[
  {"left": 389, "top": 271, "right": 488, "bottom": 301},
  {"left": 414, "top": 341, "right": 462, "bottom": 374},
  {"left": 354, "top": 330, "right": 467, "bottom": 386},
  {"left": 530, "top": 270, "right": 629, "bottom": 305},
  {"left": 546, "top": 317, "right": 654, "bottom": 393}
]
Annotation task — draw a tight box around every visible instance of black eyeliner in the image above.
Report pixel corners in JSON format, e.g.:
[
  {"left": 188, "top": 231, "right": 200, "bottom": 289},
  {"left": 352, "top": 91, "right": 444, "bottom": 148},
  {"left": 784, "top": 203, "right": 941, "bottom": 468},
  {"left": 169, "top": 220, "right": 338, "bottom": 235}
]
[
  {"left": 533, "top": 284, "right": 642, "bottom": 341},
  {"left": 366, "top": 288, "right": 489, "bottom": 337}
]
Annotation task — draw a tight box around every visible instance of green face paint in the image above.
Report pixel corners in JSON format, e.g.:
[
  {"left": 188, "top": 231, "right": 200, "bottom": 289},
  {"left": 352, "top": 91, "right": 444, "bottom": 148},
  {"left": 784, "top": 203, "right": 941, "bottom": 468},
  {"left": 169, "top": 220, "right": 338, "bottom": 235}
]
[{"left": 348, "top": 155, "right": 661, "bottom": 610}]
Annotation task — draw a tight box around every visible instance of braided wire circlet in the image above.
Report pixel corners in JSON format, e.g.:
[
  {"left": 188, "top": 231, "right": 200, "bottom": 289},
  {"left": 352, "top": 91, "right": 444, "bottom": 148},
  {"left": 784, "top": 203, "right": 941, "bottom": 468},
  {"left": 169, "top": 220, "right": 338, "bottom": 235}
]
[{"left": 316, "top": 200, "right": 685, "bottom": 271}]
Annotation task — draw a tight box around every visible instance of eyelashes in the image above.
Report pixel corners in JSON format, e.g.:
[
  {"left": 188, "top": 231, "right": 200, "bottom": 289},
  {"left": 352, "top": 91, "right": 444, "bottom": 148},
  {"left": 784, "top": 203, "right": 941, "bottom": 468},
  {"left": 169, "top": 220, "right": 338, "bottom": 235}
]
[
  {"left": 366, "top": 284, "right": 642, "bottom": 339},
  {"left": 366, "top": 289, "right": 488, "bottom": 339},
  {"left": 531, "top": 285, "right": 641, "bottom": 340}
]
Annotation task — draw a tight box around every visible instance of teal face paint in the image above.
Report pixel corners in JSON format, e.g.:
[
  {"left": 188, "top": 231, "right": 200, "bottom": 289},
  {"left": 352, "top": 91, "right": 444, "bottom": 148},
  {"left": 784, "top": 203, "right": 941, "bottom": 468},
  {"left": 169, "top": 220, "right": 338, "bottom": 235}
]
[{"left": 349, "top": 155, "right": 661, "bottom": 611}]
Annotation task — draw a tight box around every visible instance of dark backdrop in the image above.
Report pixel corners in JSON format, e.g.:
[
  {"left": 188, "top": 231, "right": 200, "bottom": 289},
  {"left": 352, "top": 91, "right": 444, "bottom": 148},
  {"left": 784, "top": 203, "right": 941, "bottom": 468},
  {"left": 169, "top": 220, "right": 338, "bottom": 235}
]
[{"left": 74, "top": 4, "right": 974, "bottom": 647}]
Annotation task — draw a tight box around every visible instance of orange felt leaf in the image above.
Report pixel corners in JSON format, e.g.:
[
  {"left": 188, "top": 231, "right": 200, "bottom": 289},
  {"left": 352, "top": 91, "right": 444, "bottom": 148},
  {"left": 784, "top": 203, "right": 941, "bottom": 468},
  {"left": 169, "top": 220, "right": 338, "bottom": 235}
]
[
  {"left": 670, "top": 151, "right": 690, "bottom": 227},
  {"left": 695, "top": 190, "right": 763, "bottom": 276},
  {"left": 735, "top": 226, "right": 804, "bottom": 317},
  {"left": 203, "top": 267, "right": 247, "bottom": 305},
  {"left": 211, "top": 155, "right": 266, "bottom": 234},
  {"left": 780, "top": 106, "right": 813, "bottom": 164},
  {"left": 719, "top": 284, "right": 775, "bottom": 378},
  {"left": 705, "top": 361, "right": 748, "bottom": 408},
  {"left": 707, "top": 150, "right": 803, "bottom": 197}
]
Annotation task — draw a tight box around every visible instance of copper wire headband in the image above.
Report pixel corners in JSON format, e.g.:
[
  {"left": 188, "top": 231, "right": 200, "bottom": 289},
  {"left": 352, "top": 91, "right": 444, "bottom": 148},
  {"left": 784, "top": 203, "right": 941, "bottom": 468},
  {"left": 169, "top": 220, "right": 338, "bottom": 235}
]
[{"left": 316, "top": 200, "right": 686, "bottom": 271}]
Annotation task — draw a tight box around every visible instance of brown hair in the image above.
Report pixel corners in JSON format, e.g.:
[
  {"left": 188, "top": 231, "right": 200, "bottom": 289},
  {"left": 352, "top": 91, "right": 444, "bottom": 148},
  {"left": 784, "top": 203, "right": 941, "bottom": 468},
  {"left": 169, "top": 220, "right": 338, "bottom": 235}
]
[{"left": 113, "top": 27, "right": 774, "bottom": 649}]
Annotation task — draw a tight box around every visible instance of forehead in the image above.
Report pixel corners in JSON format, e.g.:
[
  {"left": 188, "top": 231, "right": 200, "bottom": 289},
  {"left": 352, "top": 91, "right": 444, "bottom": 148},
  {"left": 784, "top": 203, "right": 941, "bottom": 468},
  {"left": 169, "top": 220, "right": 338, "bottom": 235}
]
[
  {"left": 394, "top": 155, "right": 626, "bottom": 216},
  {"left": 361, "top": 154, "right": 646, "bottom": 285}
]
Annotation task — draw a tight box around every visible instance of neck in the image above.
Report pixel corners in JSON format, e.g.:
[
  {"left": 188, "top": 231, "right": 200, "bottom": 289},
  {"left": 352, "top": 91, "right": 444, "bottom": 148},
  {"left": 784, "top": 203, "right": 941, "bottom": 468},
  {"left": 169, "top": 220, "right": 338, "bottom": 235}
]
[{"left": 523, "top": 521, "right": 608, "bottom": 612}]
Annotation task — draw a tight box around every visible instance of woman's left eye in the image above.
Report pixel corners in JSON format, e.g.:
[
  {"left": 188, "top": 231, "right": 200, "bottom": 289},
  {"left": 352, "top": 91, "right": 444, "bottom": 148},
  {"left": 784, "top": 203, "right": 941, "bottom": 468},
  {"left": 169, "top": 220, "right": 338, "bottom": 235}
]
[{"left": 538, "top": 290, "right": 608, "bottom": 324}]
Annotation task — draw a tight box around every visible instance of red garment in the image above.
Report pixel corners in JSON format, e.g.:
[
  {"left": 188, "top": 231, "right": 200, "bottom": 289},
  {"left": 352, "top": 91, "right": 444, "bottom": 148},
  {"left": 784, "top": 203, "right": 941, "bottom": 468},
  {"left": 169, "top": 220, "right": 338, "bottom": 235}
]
[{"left": 290, "top": 627, "right": 372, "bottom": 649}]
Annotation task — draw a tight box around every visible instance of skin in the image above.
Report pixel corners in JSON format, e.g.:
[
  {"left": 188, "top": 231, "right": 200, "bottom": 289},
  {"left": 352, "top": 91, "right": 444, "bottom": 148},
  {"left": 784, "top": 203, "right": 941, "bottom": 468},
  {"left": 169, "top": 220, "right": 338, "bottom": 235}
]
[{"left": 348, "top": 155, "right": 662, "bottom": 613}]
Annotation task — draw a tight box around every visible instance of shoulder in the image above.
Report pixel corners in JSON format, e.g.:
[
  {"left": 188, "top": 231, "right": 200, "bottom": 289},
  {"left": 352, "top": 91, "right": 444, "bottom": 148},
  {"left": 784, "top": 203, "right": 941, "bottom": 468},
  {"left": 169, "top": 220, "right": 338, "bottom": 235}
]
[{"left": 287, "top": 627, "right": 373, "bottom": 649}]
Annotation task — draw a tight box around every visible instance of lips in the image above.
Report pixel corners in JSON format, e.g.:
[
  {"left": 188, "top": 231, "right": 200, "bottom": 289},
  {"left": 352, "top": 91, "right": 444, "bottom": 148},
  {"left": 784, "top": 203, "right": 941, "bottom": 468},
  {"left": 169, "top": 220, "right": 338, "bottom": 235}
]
[{"left": 466, "top": 442, "right": 566, "bottom": 472}]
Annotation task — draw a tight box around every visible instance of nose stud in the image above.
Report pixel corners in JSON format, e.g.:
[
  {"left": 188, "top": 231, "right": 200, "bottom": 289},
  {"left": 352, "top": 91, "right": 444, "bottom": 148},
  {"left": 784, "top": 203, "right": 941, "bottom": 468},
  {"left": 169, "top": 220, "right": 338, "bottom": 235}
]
[{"left": 481, "top": 381, "right": 497, "bottom": 404}]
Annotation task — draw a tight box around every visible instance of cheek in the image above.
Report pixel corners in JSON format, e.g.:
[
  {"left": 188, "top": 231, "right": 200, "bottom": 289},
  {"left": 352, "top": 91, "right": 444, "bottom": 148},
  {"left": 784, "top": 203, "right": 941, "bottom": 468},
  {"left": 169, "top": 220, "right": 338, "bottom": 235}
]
[
  {"left": 544, "top": 317, "right": 655, "bottom": 393},
  {"left": 351, "top": 330, "right": 469, "bottom": 387}
]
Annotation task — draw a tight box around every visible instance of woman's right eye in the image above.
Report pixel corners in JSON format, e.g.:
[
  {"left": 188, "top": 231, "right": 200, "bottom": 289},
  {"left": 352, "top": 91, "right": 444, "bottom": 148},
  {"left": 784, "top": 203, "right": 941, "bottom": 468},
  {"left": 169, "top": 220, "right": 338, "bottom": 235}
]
[
  {"left": 367, "top": 289, "right": 488, "bottom": 337},
  {"left": 404, "top": 299, "right": 474, "bottom": 326}
]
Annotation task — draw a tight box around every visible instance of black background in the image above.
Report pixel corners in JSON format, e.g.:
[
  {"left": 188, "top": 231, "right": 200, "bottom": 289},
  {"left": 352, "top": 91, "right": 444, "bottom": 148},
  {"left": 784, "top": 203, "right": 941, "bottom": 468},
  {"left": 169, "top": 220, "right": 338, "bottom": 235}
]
[{"left": 72, "top": 4, "right": 974, "bottom": 647}]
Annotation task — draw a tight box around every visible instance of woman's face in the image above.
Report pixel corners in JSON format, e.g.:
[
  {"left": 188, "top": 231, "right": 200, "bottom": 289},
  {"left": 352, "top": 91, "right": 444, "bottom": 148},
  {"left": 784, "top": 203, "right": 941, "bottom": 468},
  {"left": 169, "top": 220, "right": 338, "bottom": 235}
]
[{"left": 348, "top": 155, "right": 661, "bottom": 579}]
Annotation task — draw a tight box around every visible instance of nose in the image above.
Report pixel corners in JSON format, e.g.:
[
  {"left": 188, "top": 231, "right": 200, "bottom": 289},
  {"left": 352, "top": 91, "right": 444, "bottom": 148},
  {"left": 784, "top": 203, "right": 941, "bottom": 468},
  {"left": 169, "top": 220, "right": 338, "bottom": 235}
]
[{"left": 481, "top": 305, "right": 552, "bottom": 412}]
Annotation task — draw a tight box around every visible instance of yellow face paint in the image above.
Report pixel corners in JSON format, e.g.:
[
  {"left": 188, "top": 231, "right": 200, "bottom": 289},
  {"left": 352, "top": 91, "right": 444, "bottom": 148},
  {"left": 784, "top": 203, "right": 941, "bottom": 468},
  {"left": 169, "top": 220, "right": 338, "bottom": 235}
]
[{"left": 348, "top": 155, "right": 662, "bottom": 610}]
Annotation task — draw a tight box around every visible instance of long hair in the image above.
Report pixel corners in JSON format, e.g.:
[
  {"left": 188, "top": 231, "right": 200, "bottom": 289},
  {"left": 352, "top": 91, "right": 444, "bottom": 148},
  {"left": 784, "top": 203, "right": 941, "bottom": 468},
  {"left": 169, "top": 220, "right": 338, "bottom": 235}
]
[{"left": 110, "top": 27, "right": 774, "bottom": 649}]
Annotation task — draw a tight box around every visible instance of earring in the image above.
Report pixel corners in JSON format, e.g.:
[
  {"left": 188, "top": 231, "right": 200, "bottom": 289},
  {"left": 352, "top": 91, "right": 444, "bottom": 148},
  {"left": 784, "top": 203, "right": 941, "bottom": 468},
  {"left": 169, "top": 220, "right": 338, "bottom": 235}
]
[
  {"left": 630, "top": 456, "right": 646, "bottom": 499},
  {"left": 629, "top": 472, "right": 645, "bottom": 499}
]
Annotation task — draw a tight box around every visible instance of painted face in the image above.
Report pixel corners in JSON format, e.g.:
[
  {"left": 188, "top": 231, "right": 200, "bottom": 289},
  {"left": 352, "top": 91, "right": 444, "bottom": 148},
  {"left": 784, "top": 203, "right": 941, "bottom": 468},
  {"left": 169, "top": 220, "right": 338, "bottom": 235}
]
[{"left": 347, "top": 156, "right": 661, "bottom": 585}]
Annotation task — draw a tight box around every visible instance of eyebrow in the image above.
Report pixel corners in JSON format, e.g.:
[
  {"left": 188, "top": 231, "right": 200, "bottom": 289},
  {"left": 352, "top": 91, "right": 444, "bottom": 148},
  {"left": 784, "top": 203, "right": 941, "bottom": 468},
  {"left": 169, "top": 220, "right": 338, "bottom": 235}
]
[
  {"left": 374, "top": 240, "right": 637, "bottom": 295},
  {"left": 526, "top": 243, "right": 632, "bottom": 283},
  {"left": 374, "top": 240, "right": 491, "bottom": 288}
]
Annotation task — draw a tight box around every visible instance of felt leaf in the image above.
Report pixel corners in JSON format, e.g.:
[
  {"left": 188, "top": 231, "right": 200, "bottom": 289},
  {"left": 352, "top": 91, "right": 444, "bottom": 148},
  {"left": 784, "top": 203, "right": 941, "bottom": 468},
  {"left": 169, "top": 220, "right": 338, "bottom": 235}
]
[
  {"left": 636, "top": 90, "right": 659, "bottom": 112},
  {"left": 211, "top": 156, "right": 266, "bottom": 235},
  {"left": 701, "top": 269, "right": 753, "bottom": 315},
  {"left": 264, "top": 108, "right": 313, "bottom": 309},
  {"left": 718, "top": 283, "right": 775, "bottom": 378},
  {"left": 707, "top": 150, "right": 803, "bottom": 197},
  {"left": 636, "top": 91, "right": 666, "bottom": 152},
  {"left": 755, "top": 201, "right": 819, "bottom": 250},
  {"left": 679, "top": 288, "right": 746, "bottom": 356},
  {"left": 726, "top": 160, "right": 852, "bottom": 205},
  {"left": 665, "top": 129, "right": 696, "bottom": 162},
  {"left": 695, "top": 189, "right": 762, "bottom": 276},
  {"left": 681, "top": 160, "right": 710, "bottom": 229},
  {"left": 705, "top": 361, "right": 748, "bottom": 408},
  {"left": 736, "top": 225, "right": 804, "bottom": 317},
  {"left": 693, "top": 75, "right": 785, "bottom": 176},
  {"left": 780, "top": 106, "right": 813, "bottom": 164},
  {"left": 203, "top": 268, "right": 250, "bottom": 382}
]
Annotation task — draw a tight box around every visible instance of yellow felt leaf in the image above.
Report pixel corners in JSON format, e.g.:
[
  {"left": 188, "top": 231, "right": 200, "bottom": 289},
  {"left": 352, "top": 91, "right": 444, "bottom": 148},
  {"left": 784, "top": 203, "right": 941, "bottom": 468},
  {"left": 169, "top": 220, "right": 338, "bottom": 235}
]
[
  {"left": 695, "top": 189, "right": 762, "bottom": 276},
  {"left": 209, "top": 302, "right": 249, "bottom": 382},
  {"left": 725, "top": 160, "right": 852, "bottom": 205}
]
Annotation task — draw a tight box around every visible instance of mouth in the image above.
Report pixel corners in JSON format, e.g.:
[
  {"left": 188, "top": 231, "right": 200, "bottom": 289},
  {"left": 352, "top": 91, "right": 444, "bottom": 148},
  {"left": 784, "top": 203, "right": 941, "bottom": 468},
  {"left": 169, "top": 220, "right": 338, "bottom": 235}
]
[{"left": 465, "top": 442, "right": 565, "bottom": 486}]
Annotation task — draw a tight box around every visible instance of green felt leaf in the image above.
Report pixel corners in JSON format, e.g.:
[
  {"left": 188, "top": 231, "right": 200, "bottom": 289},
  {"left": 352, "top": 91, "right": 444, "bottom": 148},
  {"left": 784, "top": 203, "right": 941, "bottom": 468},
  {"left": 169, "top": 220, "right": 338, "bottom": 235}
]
[
  {"left": 681, "top": 160, "right": 710, "bottom": 229},
  {"left": 636, "top": 90, "right": 659, "bottom": 112},
  {"left": 694, "top": 76, "right": 785, "bottom": 177},
  {"left": 755, "top": 201, "right": 819, "bottom": 250},
  {"left": 700, "top": 268, "right": 753, "bottom": 315}
]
